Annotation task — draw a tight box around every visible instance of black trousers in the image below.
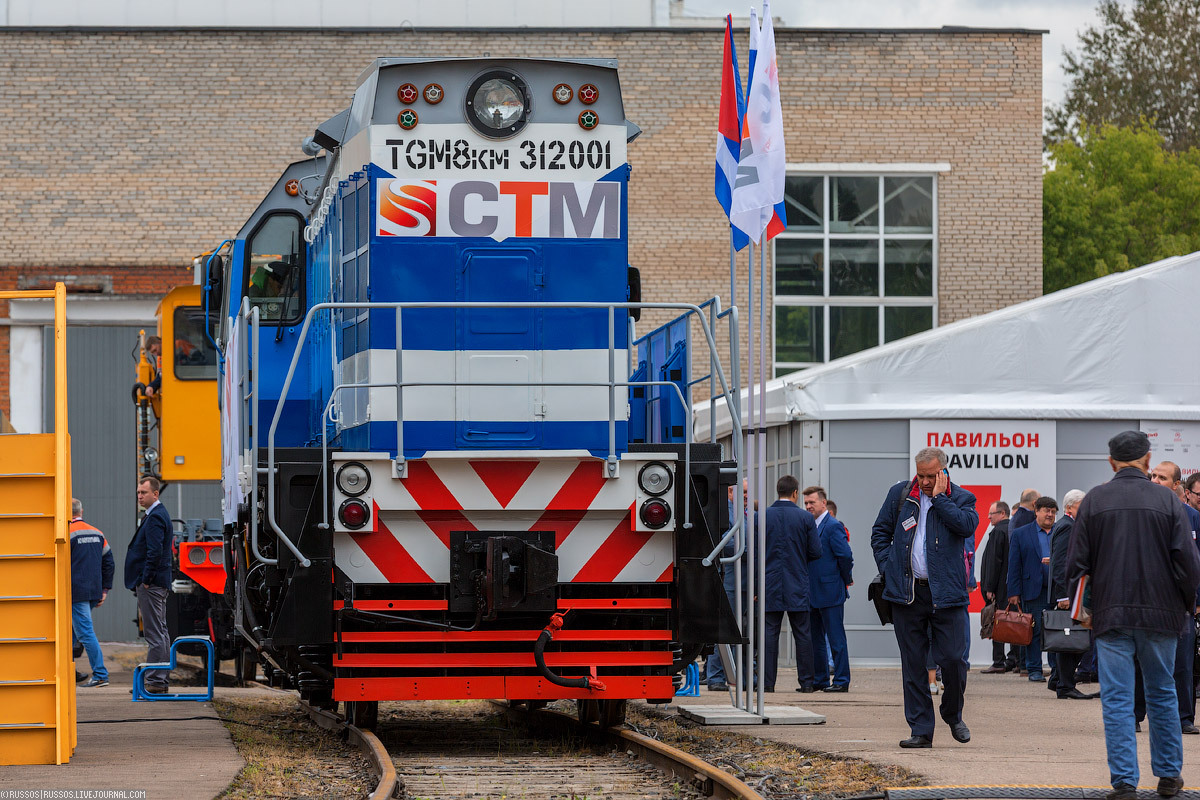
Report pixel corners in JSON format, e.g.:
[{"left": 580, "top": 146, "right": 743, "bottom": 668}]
[
  {"left": 765, "top": 610, "right": 813, "bottom": 691},
  {"left": 891, "top": 582, "right": 968, "bottom": 738},
  {"left": 1053, "top": 650, "right": 1081, "bottom": 695},
  {"left": 991, "top": 640, "right": 1019, "bottom": 668}
]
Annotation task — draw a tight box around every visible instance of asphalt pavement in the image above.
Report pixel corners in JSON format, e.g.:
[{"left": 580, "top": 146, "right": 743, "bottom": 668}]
[{"left": 666, "top": 666, "right": 1200, "bottom": 788}]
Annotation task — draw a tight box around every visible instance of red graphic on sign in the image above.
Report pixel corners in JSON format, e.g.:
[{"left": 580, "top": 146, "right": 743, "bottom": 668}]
[{"left": 962, "top": 484, "right": 1002, "bottom": 612}]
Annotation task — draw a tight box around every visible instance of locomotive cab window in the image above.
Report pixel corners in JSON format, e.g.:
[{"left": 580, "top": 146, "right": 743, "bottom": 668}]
[
  {"left": 172, "top": 306, "right": 218, "bottom": 380},
  {"left": 245, "top": 212, "right": 305, "bottom": 325}
]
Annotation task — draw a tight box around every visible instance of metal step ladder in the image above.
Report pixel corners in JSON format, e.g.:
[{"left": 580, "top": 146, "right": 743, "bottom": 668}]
[{"left": 0, "top": 284, "right": 76, "bottom": 765}]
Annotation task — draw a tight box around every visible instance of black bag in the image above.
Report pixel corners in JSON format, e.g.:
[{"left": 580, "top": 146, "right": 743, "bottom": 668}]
[
  {"left": 867, "top": 574, "right": 892, "bottom": 625},
  {"left": 1042, "top": 607, "right": 1091, "bottom": 654}
]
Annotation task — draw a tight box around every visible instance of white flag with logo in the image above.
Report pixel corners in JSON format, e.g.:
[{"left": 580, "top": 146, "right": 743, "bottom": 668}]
[{"left": 729, "top": 1, "right": 786, "bottom": 243}]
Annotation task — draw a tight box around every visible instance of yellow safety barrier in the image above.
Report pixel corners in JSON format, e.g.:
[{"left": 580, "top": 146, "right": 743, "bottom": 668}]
[{"left": 0, "top": 283, "right": 76, "bottom": 764}]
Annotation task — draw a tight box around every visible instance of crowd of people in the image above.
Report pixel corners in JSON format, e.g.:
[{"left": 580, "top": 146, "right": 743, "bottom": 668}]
[
  {"left": 704, "top": 431, "right": 1200, "bottom": 799},
  {"left": 705, "top": 477, "right": 855, "bottom": 694}
]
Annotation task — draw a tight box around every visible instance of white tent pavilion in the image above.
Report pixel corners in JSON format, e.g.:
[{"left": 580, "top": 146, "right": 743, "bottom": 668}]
[
  {"left": 695, "top": 251, "right": 1200, "bottom": 665},
  {"left": 699, "top": 250, "right": 1200, "bottom": 441}
]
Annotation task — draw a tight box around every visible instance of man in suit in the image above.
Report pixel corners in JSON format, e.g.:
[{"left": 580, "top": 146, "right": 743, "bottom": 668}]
[
  {"left": 871, "top": 447, "right": 977, "bottom": 748},
  {"left": 979, "top": 501, "right": 1016, "bottom": 673},
  {"left": 763, "top": 474, "right": 821, "bottom": 693},
  {"left": 1048, "top": 489, "right": 1093, "bottom": 699},
  {"left": 125, "top": 476, "right": 174, "bottom": 693},
  {"left": 804, "top": 486, "right": 854, "bottom": 692},
  {"left": 1008, "top": 495, "right": 1058, "bottom": 682},
  {"left": 1011, "top": 489, "right": 1038, "bottom": 532}
]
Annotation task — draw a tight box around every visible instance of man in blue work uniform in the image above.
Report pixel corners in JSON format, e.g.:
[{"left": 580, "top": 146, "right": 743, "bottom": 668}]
[
  {"left": 70, "top": 498, "right": 114, "bottom": 687},
  {"left": 804, "top": 485, "right": 853, "bottom": 692},
  {"left": 763, "top": 474, "right": 821, "bottom": 693},
  {"left": 871, "top": 447, "right": 977, "bottom": 748},
  {"left": 1007, "top": 496, "right": 1059, "bottom": 682},
  {"left": 125, "top": 476, "right": 174, "bottom": 694}
]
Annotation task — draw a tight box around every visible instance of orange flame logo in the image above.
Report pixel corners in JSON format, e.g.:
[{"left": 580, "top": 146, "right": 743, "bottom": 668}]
[{"left": 378, "top": 180, "right": 436, "bottom": 237}]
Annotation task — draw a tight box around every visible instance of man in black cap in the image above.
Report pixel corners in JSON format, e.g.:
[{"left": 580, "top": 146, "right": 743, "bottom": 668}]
[{"left": 1069, "top": 431, "right": 1200, "bottom": 800}]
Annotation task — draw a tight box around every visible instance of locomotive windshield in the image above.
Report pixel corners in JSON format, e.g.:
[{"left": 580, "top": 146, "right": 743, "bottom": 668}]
[
  {"left": 245, "top": 212, "right": 305, "bottom": 324},
  {"left": 171, "top": 306, "right": 218, "bottom": 380}
]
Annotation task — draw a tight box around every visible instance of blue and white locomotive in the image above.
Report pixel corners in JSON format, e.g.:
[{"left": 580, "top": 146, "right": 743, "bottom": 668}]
[{"left": 206, "top": 57, "right": 743, "bottom": 728}]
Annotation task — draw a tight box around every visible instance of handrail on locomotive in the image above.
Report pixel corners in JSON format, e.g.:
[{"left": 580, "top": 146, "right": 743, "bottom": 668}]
[{"left": 227, "top": 295, "right": 747, "bottom": 573}]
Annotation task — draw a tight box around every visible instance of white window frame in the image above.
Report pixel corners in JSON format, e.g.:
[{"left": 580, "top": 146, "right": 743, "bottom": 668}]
[{"left": 772, "top": 163, "right": 948, "bottom": 375}]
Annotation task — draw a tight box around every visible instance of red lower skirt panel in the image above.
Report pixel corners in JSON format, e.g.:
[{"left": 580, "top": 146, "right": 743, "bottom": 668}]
[
  {"left": 334, "top": 674, "right": 675, "bottom": 701},
  {"left": 334, "top": 651, "right": 672, "bottom": 668}
]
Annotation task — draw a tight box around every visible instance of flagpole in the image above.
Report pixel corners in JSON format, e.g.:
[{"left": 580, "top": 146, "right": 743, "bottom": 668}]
[
  {"left": 745, "top": 3, "right": 761, "bottom": 718},
  {"left": 728, "top": 230, "right": 745, "bottom": 711},
  {"left": 744, "top": 237, "right": 756, "bottom": 712},
  {"left": 757, "top": 234, "right": 768, "bottom": 718}
]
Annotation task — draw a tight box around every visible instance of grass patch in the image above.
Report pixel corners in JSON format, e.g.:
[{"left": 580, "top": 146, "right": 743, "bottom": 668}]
[{"left": 213, "top": 694, "right": 374, "bottom": 799}]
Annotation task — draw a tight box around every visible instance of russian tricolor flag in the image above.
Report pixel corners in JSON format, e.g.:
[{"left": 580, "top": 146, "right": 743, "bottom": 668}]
[
  {"left": 730, "top": 1, "right": 787, "bottom": 244},
  {"left": 715, "top": 14, "right": 749, "bottom": 251}
]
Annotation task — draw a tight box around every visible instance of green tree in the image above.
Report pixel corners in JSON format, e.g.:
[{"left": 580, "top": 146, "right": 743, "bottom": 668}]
[
  {"left": 1043, "top": 122, "right": 1200, "bottom": 292},
  {"left": 1046, "top": 0, "right": 1200, "bottom": 152}
]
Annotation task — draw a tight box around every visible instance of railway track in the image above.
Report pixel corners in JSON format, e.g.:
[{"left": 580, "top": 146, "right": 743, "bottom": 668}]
[{"left": 299, "top": 698, "right": 763, "bottom": 800}]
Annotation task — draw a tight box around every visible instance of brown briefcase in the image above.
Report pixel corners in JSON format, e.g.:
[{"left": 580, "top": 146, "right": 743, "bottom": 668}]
[{"left": 992, "top": 602, "right": 1034, "bottom": 646}]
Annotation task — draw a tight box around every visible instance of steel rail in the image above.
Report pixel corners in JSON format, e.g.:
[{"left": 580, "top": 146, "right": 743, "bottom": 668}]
[
  {"left": 297, "top": 699, "right": 400, "bottom": 800},
  {"left": 490, "top": 700, "right": 764, "bottom": 800}
]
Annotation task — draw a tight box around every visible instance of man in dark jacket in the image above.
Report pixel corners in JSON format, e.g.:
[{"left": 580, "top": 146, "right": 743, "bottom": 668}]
[
  {"left": 1068, "top": 431, "right": 1200, "bottom": 799},
  {"left": 126, "top": 476, "right": 174, "bottom": 693},
  {"left": 803, "top": 486, "right": 854, "bottom": 692},
  {"left": 871, "top": 447, "right": 978, "bottom": 749},
  {"left": 1007, "top": 496, "right": 1059, "bottom": 682},
  {"left": 70, "top": 498, "right": 114, "bottom": 687},
  {"left": 763, "top": 474, "right": 821, "bottom": 693},
  {"left": 1047, "top": 489, "right": 1092, "bottom": 699},
  {"left": 979, "top": 501, "right": 1015, "bottom": 673}
]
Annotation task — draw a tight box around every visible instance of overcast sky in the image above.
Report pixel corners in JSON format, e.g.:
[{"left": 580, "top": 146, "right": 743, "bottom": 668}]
[{"left": 685, "top": 0, "right": 1117, "bottom": 111}]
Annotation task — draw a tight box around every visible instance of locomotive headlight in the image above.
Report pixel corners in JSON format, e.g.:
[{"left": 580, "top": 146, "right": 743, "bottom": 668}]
[
  {"left": 640, "top": 499, "right": 672, "bottom": 530},
  {"left": 466, "top": 71, "right": 529, "bottom": 138},
  {"left": 638, "top": 462, "right": 673, "bottom": 497},
  {"left": 335, "top": 461, "right": 371, "bottom": 497},
  {"left": 186, "top": 546, "right": 207, "bottom": 565},
  {"left": 339, "top": 498, "right": 370, "bottom": 530},
  {"left": 208, "top": 546, "right": 224, "bottom": 566}
]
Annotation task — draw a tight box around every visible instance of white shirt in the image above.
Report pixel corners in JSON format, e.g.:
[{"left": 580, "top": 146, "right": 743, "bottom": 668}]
[
  {"left": 814, "top": 510, "right": 829, "bottom": 529},
  {"left": 912, "top": 492, "right": 932, "bottom": 579}
]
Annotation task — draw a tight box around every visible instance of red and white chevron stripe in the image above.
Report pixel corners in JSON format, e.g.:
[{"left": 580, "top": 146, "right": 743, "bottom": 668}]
[{"left": 334, "top": 457, "right": 675, "bottom": 585}]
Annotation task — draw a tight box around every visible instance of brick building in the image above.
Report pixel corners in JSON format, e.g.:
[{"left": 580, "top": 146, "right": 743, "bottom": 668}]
[
  {"left": 0, "top": 25, "right": 1042, "bottom": 423},
  {"left": 0, "top": 24, "right": 1041, "bottom": 641}
]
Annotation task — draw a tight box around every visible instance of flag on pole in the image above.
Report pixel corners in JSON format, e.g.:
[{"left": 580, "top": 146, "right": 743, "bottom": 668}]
[
  {"left": 730, "top": 1, "right": 787, "bottom": 243},
  {"left": 715, "top": 14, "right": 750, "bottom": 252}
]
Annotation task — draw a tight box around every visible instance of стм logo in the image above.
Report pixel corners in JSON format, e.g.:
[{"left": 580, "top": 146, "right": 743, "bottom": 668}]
[{"left": 378, "top": 180, "right": 437, "bottom": 236}]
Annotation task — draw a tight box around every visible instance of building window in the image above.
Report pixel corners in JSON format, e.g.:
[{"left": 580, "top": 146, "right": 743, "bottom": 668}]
[{"left": 774, "top": 174, "right": 936, "bottom": 375}]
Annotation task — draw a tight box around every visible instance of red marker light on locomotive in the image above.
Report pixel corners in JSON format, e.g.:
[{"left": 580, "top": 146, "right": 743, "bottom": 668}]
[
  {"left": 640, "top": 499, "right": 671, "bottom": 529},
  {"left": 339, "top": 498, "right": 370, "bottom": 530}
]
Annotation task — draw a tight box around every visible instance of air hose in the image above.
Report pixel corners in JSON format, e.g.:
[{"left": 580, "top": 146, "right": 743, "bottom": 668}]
[{"left": 534, "top": 612, "right": 606, "bottom": 692}]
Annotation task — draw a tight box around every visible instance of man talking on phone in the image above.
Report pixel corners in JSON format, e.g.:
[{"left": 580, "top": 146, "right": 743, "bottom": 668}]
[{"left": 872, "top": 447, "right": 979, "bottom": 748}]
